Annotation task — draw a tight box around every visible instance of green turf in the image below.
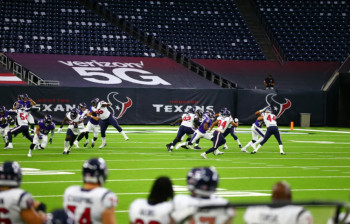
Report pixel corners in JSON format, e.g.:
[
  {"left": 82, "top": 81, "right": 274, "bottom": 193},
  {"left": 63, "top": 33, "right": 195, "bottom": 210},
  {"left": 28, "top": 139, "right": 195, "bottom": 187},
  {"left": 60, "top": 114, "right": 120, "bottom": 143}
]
[{"left": 1, "top": 125, "right": 350, "bottom": 223}]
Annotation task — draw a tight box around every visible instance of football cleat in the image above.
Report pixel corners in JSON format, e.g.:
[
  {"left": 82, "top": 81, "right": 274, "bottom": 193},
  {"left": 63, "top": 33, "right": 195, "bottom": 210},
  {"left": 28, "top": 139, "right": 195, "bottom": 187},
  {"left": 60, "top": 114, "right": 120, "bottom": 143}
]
[
  {"left": 241, "top": 149, "right": 248, "bottom": 153},
  {"left": 99, "top": 143, "right": 106, "bottom": 149},
  {"left": 83, "top": 140, "right": 89, "bottom": 147},
  {"left": 74, "top": 141, "right": 79, "bottom": 148},
  {"left": 4, "top": 143, "right": 13, "bottom": 149},
  {"left": 62, "top": 151, "right": 66, "bottom": 155},
  {"left": 27, "top": 153, "right": 32, "bottom": 158},
  {"left": 251, "top": 151, "right": 257, "bottom": 154},
  {"left": 194, "top": 146, "right": 202, "bottom": 150},
  {"left": 181, "top": 145, "right": 189, "bottom": 149},
  {"left": 222, "top": 146, "right": 228, "bottom": 150},
  {"left": 166, "top": 143, "right": 172, "bottom": 152},
  {"left": 215, "top": 150, "right": 224, "bottom": 155},
  {"left": 200, "top": 153, "right": 207, "bottom": 159},
  {"left": 280, "top": 152, "right": 286, "bottom": 155},
  {"left": 239, "top": 144, "right": 242, "bottom": 148},
  {"left": 91, "top": 142, "right": 95, "bottom": 148}
]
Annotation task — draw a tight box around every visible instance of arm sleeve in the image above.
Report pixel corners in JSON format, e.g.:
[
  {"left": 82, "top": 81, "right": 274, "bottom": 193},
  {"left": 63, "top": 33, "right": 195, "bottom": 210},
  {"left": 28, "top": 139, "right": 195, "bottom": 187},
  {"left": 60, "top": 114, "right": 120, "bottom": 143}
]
[
  {"left": 297, "top": 209, "right": 314, "bottom": 224},
  {"left": 101, "top": 191, "right": 118, "bottom": 209},
  {"left": 18, "top": 191, "right": 34, "bottom": 210}
]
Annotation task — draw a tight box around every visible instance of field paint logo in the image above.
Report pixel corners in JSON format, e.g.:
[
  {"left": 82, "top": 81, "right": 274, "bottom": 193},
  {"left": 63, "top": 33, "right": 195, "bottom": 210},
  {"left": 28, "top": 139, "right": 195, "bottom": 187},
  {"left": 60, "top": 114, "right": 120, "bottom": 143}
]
[
  {"left": 107, "top": 92, "right": 132, "bottom": 119},
  {"left": 265, "top": 93, "right": 291, "bottom": 118}
]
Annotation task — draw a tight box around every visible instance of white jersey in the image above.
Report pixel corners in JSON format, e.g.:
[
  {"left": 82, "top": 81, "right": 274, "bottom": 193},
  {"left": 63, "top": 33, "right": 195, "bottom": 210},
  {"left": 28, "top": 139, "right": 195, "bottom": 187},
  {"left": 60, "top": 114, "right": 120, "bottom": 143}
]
[
  {"left": 216, "top": 116, "right": 233, "bottom": 133},
  {"left": 129, "top": 199, "right": 173, "bottom": 224},
  {"left": 172, "top": 194, "right": 235, "bottom": 224},
  {"left": 66, "top": 111, "right": 82, "bottom": 135},
  {"left": 244, "top": 205, "right": 313, "bottom": 224},
  {"left": 263, "top": 112, "right": 278, "bottom": 127},
  {"left": 181, "top": 113, "right": 196, "bottom": 128},
  {"left": 93, "top": 101, "right": 111, "bottom": 120},
  {"left": 63, "top": 185, "right": 118, "bottom": 224},
  {"left": 0, "top": 188, "right": 34, "bottom": 224},
  {"left": 327, "top": 212, "right": 350, "bottom": 224},
  {"left": 13, "top": 109, "right": 29, "bottom": 126}
]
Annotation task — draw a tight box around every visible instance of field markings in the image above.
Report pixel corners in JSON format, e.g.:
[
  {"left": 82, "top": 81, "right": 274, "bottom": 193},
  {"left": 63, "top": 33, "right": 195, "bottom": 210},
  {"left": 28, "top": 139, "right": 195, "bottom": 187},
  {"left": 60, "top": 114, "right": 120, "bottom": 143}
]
[
  {"left": 21, "top": 168, "right": 74, "bottom": 175},
  {"left": 289, "top": 140, "right": 350, "bottom": 144}
]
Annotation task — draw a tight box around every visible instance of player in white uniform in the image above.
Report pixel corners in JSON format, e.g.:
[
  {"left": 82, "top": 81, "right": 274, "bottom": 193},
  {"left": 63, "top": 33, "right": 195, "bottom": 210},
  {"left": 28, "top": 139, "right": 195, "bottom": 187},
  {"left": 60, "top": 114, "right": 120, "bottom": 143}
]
[
  {"left": 251, "top": 107, "right": 285, "bottom": 155},
  {"left": 0, "top": 106, "right": 12, "bottom": 143},
  {"left": 0, "top": 161, "right": 47, "bottom": 224},
  {"left": 5, "top": 104, "right": 33, "bottom": 150},
  {"left": 244, "top": 181, "right": 313, "bottom": 224},
  {"left": 73, "top": 102, "right": 90, "bottom": 148},
  {"left": 200, "top": 109, "right": 238, "bottom": 159},
  {"left": 129, "top": 176, "right": 174, "bottom": 224},
  {"left": 57, "top": 108, "right": 83, "bottom": 154},
  {"left": 63, "top": 157, "right": 117, "bottom": 224},
  {"left": 171, "top": 166, "right": 235, "bottom": 224},
  {"left": 91, "top": 98, "right": 128, "bottom": 149},
  {"left": 241, "top": 108, "right": 267, "bottom": 153}
]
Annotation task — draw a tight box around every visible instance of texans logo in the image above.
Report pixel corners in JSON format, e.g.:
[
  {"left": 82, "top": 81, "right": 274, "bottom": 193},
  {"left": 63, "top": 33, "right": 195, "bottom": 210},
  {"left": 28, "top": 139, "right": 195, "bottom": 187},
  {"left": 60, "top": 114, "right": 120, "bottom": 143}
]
[
  {"left": 265, "top": 93, "right": 291, "bottom": 118},
  {"left": 107, "top": 92, "right": 133, "bottom": 119}
]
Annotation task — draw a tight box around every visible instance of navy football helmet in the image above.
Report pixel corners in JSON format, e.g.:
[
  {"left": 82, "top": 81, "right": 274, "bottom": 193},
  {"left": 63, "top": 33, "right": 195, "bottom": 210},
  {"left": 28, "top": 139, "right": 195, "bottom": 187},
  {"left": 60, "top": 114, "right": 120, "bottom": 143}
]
[
  {"left": 0, "top": 106, "right": 5, "bottom": 115},
  {"left": 219, "top": 107, "right": 227, "bottom": 115},
  {"left": 195, "top": 109, "right": 203, "bottom": 118},
  {"left": 265, "top": 106, "right": 272, "bottom": 114},
  {"left": 186, "top": 106, "right": 196, "bottom": 114},
  {"left": 91, "top": 98, "right": 99, "bottom": 107},
  {"left": 82, "top": 158, "right": 108, "bottom": 185},
  {"left": 23, "top": 93, "right": 29, "bottom": 100},
  {"left": 205, "top": 108, "right": 215, "bottom": 119},
  {"left": 0, "top": 161, "right": 22, "bottom": 187},
  {"left": 70, "top": 108, "right": 79, "bottom": 119},
  {"left": 79, "top": 102, "right": 87, "bottom": 109},
  {"left": 44, "top": 115, "right": 53, "bottom": 126},
  {"left": 16, "top": 103, "right": 24, "bottom": 110},
  {"left": 222, "top": 109, "right": 231, "bottom": 117},
  {"left": 187, "top": 166, "right": 219, "bottom": 197}
]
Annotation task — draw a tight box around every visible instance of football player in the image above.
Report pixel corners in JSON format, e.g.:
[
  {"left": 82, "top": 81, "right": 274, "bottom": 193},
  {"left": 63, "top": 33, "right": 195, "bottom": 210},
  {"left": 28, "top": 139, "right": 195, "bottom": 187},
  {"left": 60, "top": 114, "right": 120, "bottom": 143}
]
[
  {"left": 241, "top": 107, "right": 267, "bottom": 153},
  {"left": 171, "top": 166, "right": 235, "bottom": 224},
  {"left": 166, "top": 107, "right": 201, "bottom": 152},
  {"left": 251, "top": 107, "right": 285, "bottom": 155},
  {"left": 0, "top": 161, "right": 47, "bottom": 223},
  {"left": 0, "top": 106, "right": 12, "bottom": 143},
  {"left": 91, "top": 98, "right": 129, "bottom": 149},
  {"left": 200, "top": 109, "right": 238, "bottom": 159},
  {"left": 129, "top": 176, "right": 174, "bottom": 224},
  {"left": 57, "top": 108, "right": 82, "bottom": 155},
  {"left": 63, "top": 157, "right": 117, "bottom": 224},
  {"left": 5, "top": 104, "right": 33, "bottom": 150},
  {"left": 27, "top": 115, "right": 55, "bottom": 157},
  {"left": 73, "top": 102, "right": 89, "bottom": 148},
  {"left": 18, "top": 94, "right": 38, "bottom": 134},
  {"left": 244, "top": 181, "right": 313, "bottom": 224}
]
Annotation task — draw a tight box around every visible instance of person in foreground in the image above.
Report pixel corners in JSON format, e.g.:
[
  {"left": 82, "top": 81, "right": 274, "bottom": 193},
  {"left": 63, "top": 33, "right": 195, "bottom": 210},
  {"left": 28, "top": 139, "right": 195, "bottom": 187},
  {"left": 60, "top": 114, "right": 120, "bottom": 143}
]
[
  {"left": 244, "top": 181, "right": 313, "bottom": 224},
  {"left": 63, "top": 157, "right": 118, "bottom": 224},
  {"left": 0, "top": 161, "right": 47, "bottom": 224},
  {"left": 129, "top": 176, "right": 174, "bottom": 224},
  {"left": 171, "top": 166, "right": 235, "bottom": 224}
]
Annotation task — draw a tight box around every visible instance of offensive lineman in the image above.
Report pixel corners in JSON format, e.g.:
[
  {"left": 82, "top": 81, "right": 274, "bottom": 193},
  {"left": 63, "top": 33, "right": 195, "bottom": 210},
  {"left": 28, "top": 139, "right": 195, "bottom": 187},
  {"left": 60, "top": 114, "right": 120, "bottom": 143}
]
[
  {"left": 244, "top": 181, "right": 313, "bottom": 224},
  {"left": 0, "top": 161, "right": 47, "bottom": 224},
  {"left": 129, "top": 177, "right": 174, "bottom": 224},
  {"left": 251, "top": 107, "right": 286, "bottom": 155},
  {"left": 63, "top": 157, "right": 117, "bottom": 224},
  {"left": 200, "top": 109, "right": 238, "bottom": 159},
  {"left": 91, "top": 98, "right": 129, "bottom": 149},
  {"left": 171, "top": 166, "right": 235, "bottom": 224},
  {"left": 27, "top": 115, "right": 55, "bottom": 157}
]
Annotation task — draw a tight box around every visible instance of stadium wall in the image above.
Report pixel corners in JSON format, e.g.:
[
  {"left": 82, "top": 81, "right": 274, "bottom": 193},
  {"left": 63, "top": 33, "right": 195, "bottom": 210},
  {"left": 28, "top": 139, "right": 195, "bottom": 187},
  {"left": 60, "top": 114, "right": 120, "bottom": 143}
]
[{"left": 0, "top": 86, "right": 327, "bottom": 126}]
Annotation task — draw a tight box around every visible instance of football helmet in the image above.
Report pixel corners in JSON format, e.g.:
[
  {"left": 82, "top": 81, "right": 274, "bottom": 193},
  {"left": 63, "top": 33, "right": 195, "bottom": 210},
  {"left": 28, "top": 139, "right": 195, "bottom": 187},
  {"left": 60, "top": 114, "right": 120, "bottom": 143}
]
[
  {"left": 195, "top": 109, "right": 203, "bottom": 118},
  {"left": 91, "top": 98, "right": 99, "bottom": 107},
  {"left": 44, "top": 115, "right": 53, "bottom": 126},
  {"left": 16, "top": 103, "right": 24, "bottom": 110},
  {"left": 265, "top": 106, "right": 272, "bottom": 114},
  {"left": 23, "top": 93, "right": 29, "bottom": 100},
  {"left": 82, "top": 157, "right": 108, "bottom": 185},
  {"left": 222, "top": 109, "right": 231, "bottom": 117},
  {"left": 186, "top": 106, "right": 196, "bottom": 114},
  {"left": 0, "top": 161, "right": 22, "bottom": 187},
  {"left": 205, "top": 108, "right": 215, "bottom": 119},
  {"left": 78, "top": 102, "right": 87, "bottom": 110},
  {"left": 187, "top": 166, "right": 218, "bottom": 197},
  {"left": 0, "top": 106, "right": 5, "bottom": 115},
  {"left": 219, "top": 107, "right": 227, "bottom": 115},
  {"left": 70, "top": 108, "right": 79, "bottom": 119},
  {"left": 17, "top": 94, "right": 24, "bottom": 100}
]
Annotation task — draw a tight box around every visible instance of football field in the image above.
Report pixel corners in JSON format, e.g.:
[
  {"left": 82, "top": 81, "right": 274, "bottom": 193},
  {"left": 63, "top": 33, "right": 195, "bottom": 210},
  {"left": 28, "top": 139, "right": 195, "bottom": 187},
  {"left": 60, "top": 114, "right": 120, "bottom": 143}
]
[{"left": 1, "top": 125, "right": 350, "bottom": 223}]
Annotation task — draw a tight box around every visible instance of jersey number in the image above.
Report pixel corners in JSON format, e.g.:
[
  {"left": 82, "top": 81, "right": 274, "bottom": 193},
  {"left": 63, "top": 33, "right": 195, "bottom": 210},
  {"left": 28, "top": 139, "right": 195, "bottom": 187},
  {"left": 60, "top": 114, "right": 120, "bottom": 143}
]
[
  {"left": 267, "top": 115, "right": 276, "bottom": 122},
  {"left": 20, "top": 113, "right": 27, "bottom": 120},
  {"left": 134, "top": 219, "right": 160, "bottom": 224},
  {"left": 183, "top": 116, "right": 191, "bottom": 121},
  {"left": 189, "top": 216, "right": 216, "bottom": 224},
  {"left": 0, "top": 208, "right": 11, "bottom": 224},
  {"left": 96, "top": 109, "right": 104, "bottom": 115},
  {"left": 67, "top": 205, "right": 91, "bottom": 224},
  {"left": 217, "top": 120, "right": 227, "bottom": 129}
]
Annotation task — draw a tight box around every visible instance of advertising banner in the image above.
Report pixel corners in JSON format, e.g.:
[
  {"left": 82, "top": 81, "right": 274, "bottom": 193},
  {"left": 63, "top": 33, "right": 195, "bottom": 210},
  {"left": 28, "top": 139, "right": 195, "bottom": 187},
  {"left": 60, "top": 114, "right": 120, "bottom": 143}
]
[{"left": 5, "top": 53, "right": 221, "bottom": 89}]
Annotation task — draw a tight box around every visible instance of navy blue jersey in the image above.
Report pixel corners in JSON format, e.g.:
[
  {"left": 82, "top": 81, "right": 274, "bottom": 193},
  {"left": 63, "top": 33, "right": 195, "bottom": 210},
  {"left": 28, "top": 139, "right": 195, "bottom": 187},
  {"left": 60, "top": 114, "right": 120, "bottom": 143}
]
[
  {"left": 38, "top": 118, "right": 56, "bottom": 135},
  {"left": 0, "top": 110, "right": 10, "bottom": 128},
  {"left": 198, "top": 114, "right": 212, "bottom": 134},
  {"left": 89, "top": 106, "right": 100, "bottom": 125},
  {"left": 18, "top": 100, "right": 32, "bottom": 109}
]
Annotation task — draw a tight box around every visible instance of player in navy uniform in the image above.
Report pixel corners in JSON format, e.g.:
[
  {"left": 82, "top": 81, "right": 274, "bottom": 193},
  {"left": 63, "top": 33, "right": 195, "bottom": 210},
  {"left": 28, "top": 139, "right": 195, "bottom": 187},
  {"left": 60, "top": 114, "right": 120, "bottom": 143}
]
[
  {"left": 91, "top": 98, "right": 128, "bottom": 149},
  {"left": 82, "top": 99, "right": 101, "bottom": 148},
  {"left": 27, "top": 115, "right": 55, "bottom": 157},
  {"left": 5, "top": 104, "right": 33, "bottom": 150},
  {"left": 241, "top": 108, "right": 266, "bottom": 153},
  {"left": 251, "top": 107, "right": 285, "bottom": 155},
  {"left": 0, "top": 106, "right": 13, "bottom": 143},
  {"left": 166, "top": 107, "right": 201, "bottom": 152},
  {"left": 57, "top": 108, "right": 82, "bottom": 154},
  {"left": 0, "top": 161, "right": 47, "bottom": 224}
]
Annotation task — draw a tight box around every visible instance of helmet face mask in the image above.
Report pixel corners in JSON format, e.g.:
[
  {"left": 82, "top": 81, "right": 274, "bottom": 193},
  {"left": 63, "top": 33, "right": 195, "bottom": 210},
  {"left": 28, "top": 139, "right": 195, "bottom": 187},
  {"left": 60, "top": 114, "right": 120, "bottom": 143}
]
[
  {"left": 0, "top": 106, "right": 5, "bottom": 115},
  {"left": 82, "top": 158, "right": 108, "bottom": 186},
  {"left": 187, "top": 167, "right": 218, "bottom": 197},
  {"left": 44, "top": 115, "right": 52, "bottom": 126},
  {"left": 91, "top": 98, "right": 99, "bottom": 107},
  {"left": 79, "top": 102, "right": 87, "bottom": 110},
  {"left": 0, "top": 161, "right": 22, "bottom": 187},
  {"left": 205, "top": 109, "right": 215, "bottom": 119},
  {"left": 195, "top": 109, "right": 203, "bottom": 118},
  {"left": 70, "top": 108, "right": 78, "bottom": 119}
]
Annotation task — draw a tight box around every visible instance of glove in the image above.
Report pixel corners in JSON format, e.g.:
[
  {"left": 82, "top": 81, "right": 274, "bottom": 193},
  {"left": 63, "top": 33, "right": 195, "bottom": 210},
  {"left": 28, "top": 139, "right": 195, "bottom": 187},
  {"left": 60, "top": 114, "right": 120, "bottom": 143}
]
[
  {"left": 49, "top": 138, "right": 53, "bottom": 144},
  {"left": 57, "top": 128, "right": 62, "bottom": 133},
  {"left": 234, "top": 118, "right": 239, "bottom": 123},
  {"left": 36, "top": 202, "right": 47, "bottom": 213}
]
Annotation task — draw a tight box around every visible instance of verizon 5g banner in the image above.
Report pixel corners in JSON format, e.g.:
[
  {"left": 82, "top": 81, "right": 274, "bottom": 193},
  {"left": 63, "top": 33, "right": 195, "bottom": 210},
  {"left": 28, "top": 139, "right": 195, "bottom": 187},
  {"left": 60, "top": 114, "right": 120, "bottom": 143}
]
[
  {"left": 4, "top": 53, "right": 221, "bottom": 89},
  {"left": 0, "top": 86, "right": 234, "bottom": 124}
]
